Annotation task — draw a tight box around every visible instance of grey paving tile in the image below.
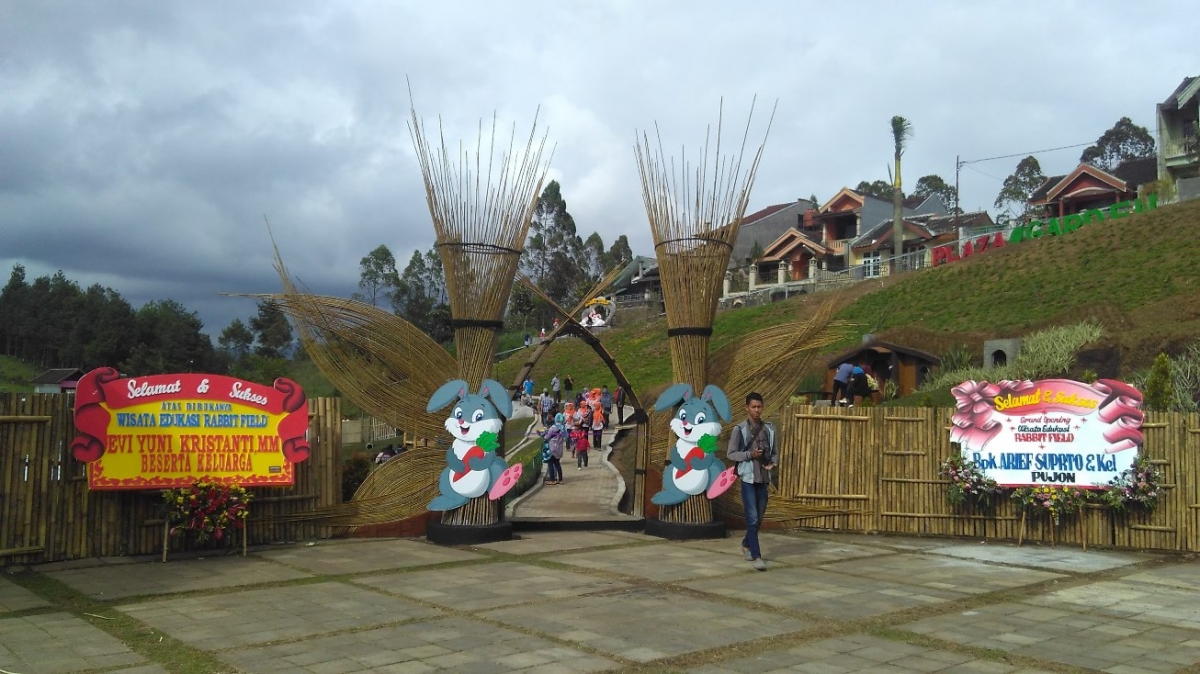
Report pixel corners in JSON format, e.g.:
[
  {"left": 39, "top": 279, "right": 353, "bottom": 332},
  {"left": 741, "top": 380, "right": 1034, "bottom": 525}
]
[
  {"left": 928, "top": 542, "right": 1153, "bottom": 572},
  {"left": 678, "top": 531, "right": 897, "bottom": 567},
  {"left": 804, "top": 534, "right": 954, "bottom": 552},
  {"left": 0, "top": 575, "right": 50, "bottom": 613},
  {"left": 353, "top": 561, "right": 630, "bottom": 611},
  {"left": 681, "top": 566, "right": 965, "bottom": 620},
  {"left": 548, "top": 541, "right": 752, "bottom": 582},
  {"left": 220, "top": 617, "right": 618, "bottom": 672},
  {"left": 252, "top": 538, "right": 484, "bottom": 574},
  {"left": 1123, "top": 561, "right": 1200, "bottom": 591},
  {"left": 471, "top": 531, "right": 644, "bottom": 555},
  {"left": 117, "top": 581, "right": 442, "bottom": 651},
  {"left": 1027, "top": 578, "right": 1200, "bottom": 630},
  {"left": 0, "top": 611, "right": 146, "bottom": 674},
  {"left": 483, "top": 586, "right": 810, "bottom": 662},
  {"left": 43, "top": 554, "right": 312, "bottom": 600},
  {"left": 900, "top": 602, "right": 1200, "bottom": 672},
  {"left": 817, "top": 553, "right": 1064, "bottom": 595}
]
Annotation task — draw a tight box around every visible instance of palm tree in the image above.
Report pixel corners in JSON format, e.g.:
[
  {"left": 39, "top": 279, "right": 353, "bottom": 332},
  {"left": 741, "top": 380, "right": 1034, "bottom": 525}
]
[{"left": 890, "top": 116, "right": 913, "bottom": 273}]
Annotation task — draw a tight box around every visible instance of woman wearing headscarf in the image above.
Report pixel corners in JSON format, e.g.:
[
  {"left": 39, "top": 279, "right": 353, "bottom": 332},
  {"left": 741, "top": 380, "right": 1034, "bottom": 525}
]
[{"left": 540, "top": 413, "right": 567, "bottom": 485}]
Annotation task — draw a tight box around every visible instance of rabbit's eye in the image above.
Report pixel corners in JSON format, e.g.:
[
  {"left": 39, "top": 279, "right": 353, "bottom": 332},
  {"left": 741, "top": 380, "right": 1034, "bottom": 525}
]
[
  {"left": 472, "top": 410, "right": 485, "bottom": 423},
  {"left": 678, "top": 411, "right": 688, "bottom": 423},
  {"left": 695, "top": 412, "right": 707, "bottom": 424},
  {"left": 453, "top": 407, "right": 463, "bottom": 420}
]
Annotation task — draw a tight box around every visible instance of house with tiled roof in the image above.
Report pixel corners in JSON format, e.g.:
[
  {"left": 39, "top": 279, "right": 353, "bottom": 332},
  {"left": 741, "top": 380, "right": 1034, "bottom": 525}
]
[
  {"left": 810, "top": 188, "right": 945, "bottom": 270},
  {"left": 31, "top": 368, "right": 85, "bottom": 394},
  {"left": 728, "top": 198, "right": 817, "bottom": 270},
  {"left": 734, "top": 188, "right": 952, "bottom": 289},
  {"left": 609, "top": 255, "right": 663, "bottom": 315},
  {"left": 1157, "top": 75, "right": 1200, "bottom": 201},
  {"left": 1028, "top": 157, "right": 1158, "bottom": 219}
]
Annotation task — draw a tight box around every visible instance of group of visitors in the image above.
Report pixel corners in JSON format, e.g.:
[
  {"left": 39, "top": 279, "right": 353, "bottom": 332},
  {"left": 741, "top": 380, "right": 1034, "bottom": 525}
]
[
  {"left": 531, "top": 378, "right": 622, "bottom": 485},
  {"left": 372, "top": 443, "right": 406, "bottom": 465}
]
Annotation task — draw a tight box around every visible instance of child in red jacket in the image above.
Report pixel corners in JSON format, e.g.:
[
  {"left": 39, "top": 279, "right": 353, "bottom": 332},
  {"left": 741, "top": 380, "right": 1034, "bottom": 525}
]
[{"left": 570, "top": 428, "right": 590, "bottom": 469}]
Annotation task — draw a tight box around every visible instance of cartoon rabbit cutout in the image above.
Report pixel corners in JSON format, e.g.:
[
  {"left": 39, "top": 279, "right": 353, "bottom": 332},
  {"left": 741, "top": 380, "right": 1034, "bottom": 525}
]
[
  {"left": 651, "top": 383, "right": 738, "bottom": 505},
  {"left": 426, "top": 378, "right": 523, "bottom": 511}
]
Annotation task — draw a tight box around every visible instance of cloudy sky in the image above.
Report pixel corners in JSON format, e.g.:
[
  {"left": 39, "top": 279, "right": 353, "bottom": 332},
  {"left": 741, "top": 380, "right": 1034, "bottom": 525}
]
[{"left": 3, "top": 1, "right": 1197, "bottom": 337}]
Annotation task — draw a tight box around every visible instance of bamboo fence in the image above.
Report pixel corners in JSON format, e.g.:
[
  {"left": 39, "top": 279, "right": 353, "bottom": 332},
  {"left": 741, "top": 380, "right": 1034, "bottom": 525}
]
[
  {"left": 715, "top": 404, "right": 1193, "bottom": 550},
  {"left": 7, "top": 394, "right": 1198, "bottom": 567},
  {"left": 0, "top": 393, "right": 341, "bottom": 567}
]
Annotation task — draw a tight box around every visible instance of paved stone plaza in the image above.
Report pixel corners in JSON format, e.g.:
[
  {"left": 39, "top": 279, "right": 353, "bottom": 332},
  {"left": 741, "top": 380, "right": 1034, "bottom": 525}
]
[{"left": 3, "top": 531, "right": 1199, "bottom": 673}]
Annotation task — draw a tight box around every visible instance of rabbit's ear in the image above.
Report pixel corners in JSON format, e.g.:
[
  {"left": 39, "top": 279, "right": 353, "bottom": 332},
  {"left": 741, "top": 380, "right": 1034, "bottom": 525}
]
[
  {"left": 427, "top": 379, "right": 469, "bottom": 413},
  {"left": 655, "top": 382, "right": 694, "bottom": 412},
  {"left": 479, "top": 379, "right": 512, "bottom": 419},
  {"left": 701, "top": 385, "right": 732, "bottom": 422}
]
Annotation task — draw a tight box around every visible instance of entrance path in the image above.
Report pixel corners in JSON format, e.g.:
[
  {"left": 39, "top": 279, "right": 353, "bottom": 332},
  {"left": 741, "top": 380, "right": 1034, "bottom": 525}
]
[
  {"left": 508, "top": 405, "right": 636, "bottom": 524},
  {"left": 4, "top": 531, "right": 1198, "bottom": 673}
]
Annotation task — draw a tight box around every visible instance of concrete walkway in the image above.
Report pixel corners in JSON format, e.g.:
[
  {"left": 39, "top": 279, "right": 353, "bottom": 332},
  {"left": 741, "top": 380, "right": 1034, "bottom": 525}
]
[
  {"left": 5, "top": 530, "right": 1200, "bottom": 673},
  {"left": 508, "top": 406, "right": 636, "bottom": 524}
]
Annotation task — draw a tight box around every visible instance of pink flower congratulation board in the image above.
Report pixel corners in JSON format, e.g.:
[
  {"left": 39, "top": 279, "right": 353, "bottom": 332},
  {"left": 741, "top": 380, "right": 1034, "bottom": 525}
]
[{"left": 950, "top": 379, "right": 1145, "bottom": 488}]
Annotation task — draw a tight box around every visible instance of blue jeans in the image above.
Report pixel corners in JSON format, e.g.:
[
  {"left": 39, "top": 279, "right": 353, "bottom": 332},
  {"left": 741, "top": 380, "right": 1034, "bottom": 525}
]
[
  {"left": 547, "top": 457, "right": 563, "bottom": 482},
  {"left": 741, "top": 481, "right": 769, "bottom": 560}
]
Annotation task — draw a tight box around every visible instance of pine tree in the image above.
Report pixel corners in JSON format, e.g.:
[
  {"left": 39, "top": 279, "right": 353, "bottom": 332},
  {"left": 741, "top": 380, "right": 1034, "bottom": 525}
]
[{"left": 1143, "top": 352, "right": 1173, "bottom": 412}]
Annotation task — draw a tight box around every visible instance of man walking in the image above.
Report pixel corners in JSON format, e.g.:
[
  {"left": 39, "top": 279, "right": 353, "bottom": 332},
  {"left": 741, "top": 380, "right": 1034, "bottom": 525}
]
[
  {"left": 727, "top": 392, "right": 777, "bottom": 571},
  {"left": 551, "top": 373, "right": 562, "bottom": 404},
  {"left": 540, "top": 389, "right": 554, "bottom": 427}
]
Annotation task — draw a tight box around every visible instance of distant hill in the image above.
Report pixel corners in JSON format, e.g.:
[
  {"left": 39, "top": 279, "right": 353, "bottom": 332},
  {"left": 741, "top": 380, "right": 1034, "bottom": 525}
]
[
  {"left": 497, "top": 197, "right": 1200, "bottom": 394},
  {"left": 12, "top": 198, "right": 1197, "bottom": 403}
]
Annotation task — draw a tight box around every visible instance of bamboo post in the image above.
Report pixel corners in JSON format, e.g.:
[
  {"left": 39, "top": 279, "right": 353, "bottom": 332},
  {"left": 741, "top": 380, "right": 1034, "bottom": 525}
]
[
  {"left": 634, "top": 102, "right": 773, "bottom": 529},
  {"left": 1079, "top": 508, "right": 1087, "bottom": 551},
  {"left": 161, "top": 520, "right": 169, "bottom": 563},
  {"left": 408, "top": 104, "right": 551, "bottom": 531},
  {"left": 1017, "top": 510, "right": 1026, "bottom": 546}
]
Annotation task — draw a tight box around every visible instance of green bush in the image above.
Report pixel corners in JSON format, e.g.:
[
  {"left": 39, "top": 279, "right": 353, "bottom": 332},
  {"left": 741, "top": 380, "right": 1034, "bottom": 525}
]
[
  {"left": 940, "top": 344, "right": 973, "bottom": 372},
  {"left": 503, "top": 453, "right": 543, "bottom": 506},
  {"left": 1129, "top": 341, "right": 1200, "bottom": 412},
  {"left": 341, "top": 452, "right": 374, "bottom": 502},
  {"left": 920, "top": 322, "right": 1103, "bottom": 391}
]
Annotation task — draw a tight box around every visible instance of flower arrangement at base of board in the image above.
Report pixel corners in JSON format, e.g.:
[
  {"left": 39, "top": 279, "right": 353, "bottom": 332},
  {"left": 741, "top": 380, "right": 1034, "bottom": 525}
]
[
  {"left": 939, "top": 455, "right": 1162, "bottom": 523},
  {"left": 162, "top": 482, "right": 251, "bottom": 542}
]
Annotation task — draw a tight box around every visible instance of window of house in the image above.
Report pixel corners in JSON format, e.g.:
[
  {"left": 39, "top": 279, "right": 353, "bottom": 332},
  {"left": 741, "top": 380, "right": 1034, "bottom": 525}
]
[
  {"left": 907, "top": 245, "right": 927, "bottom": 271},
  {"left": 863, "top": 252, "right": 881, "bottom": 278}
]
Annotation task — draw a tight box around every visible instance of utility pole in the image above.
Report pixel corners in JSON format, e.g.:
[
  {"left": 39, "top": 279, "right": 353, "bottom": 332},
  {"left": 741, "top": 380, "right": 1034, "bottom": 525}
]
[
  {"left": 954, "top": 155, "right": 962, "bottom": 229},
  {"left": 954, "top": 155, "right": 962, "bottom": 255}
]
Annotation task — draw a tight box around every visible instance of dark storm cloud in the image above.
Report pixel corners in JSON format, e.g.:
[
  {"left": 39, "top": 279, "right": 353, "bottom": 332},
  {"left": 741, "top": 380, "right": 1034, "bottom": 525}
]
[{"left": 2, "top": 0, "right": 1197, "bottom": 336}]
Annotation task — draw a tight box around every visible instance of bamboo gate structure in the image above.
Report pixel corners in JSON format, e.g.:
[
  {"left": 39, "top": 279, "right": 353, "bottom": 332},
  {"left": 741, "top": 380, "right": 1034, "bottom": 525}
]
[{"left": 0, "top": 392, "right": 341, "bottom": 567}]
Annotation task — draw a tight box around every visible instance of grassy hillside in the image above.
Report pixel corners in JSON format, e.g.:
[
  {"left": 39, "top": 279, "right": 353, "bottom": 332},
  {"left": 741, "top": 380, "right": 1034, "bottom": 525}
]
[
  {"left": 497, "top": 197, "right": 1200, "bottom": 395},
  {"left": 0, "top": 355, "right": 39, "bottom": 393},
  {"left": 841, "top": 196, "right": 1200, "bottom": 369}
]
